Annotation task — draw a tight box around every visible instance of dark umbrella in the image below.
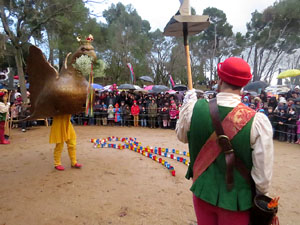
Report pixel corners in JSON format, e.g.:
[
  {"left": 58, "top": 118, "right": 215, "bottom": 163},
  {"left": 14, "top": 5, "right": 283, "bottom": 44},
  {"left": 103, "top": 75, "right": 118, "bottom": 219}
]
[
  {"left": 149, "top": 85, "right": 170, "bottom": 93},
  {"left": 139, "top": 76, "right": 154, "bottom": 83},
  {"left": 244, "top": 81, "right": 269, "bottom": 91},
  {"left": 173, "top": 84, "right": 187, "bottom": 92},
  {"left": 118, "top": 84, "right": 136, "bottom": 90}
]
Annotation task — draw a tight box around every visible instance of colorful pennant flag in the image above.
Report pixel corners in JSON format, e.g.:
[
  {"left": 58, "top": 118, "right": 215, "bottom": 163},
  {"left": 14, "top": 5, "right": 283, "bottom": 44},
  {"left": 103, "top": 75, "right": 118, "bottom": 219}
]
[{"left": 127, "top": 63, "right": 135, "bottom": 84}]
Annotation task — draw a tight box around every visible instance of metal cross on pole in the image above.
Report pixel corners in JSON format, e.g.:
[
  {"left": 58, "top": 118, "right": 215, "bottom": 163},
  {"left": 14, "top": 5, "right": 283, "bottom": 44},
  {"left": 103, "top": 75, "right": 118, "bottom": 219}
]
[{"left": 163, "top": 0, "right": 210, "bottom": 90}]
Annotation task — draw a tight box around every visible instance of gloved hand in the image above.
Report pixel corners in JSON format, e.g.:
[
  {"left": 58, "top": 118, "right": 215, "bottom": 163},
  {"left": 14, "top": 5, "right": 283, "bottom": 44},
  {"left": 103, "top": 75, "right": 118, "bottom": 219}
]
[{"left": 183, "top": 89, "right": 197, "bottom": 104}]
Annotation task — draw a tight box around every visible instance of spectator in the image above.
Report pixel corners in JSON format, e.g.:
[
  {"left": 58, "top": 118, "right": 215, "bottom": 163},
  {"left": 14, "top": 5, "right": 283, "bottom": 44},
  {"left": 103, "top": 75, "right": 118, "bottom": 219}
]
[
  {"left": 107, "top": 104, "right": 114, "bottom": 126},
  {"left": 276, "top": 109, "right": 287, "bottom": 141},
  {"left": 100, "top": 102, "right": 108, "bottom": 126},
  {"left": 124, "top": 104, "right": 131, "bottom": 127},
  {"left": 131, "top": 100, "right": 140, "bottom": 127},
  {"left": 120, "top": 101, "right": 126, "bottom": 127},
  {"left": 169, "top": 101, "right": 179, "bottom": 130},
  {"left": 296, "top": 115, "right": 300, "bottom": 144},
  {"left": 160, "top": 102, "right": 169, "bottom": 129},
  {"left": 140, "top": 106, "right": 147, "bottom": 127},
  {"left": 114, "top": 103, "right": 121, "bottom": 126},
  {"left": 148, "top": 99, "right": 158, "bottom": 129},
  {"left": 286, "top": 107, "right": 297, "bottom": 143},
  {"left": 94, "top": 100, "right": 102, "bottom": 126}
]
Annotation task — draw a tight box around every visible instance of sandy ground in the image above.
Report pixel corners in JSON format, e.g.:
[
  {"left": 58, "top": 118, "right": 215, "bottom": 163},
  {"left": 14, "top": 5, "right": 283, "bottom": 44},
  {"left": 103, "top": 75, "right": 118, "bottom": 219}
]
[{"left": 0, "top": 125, "right": 299, "bottom": 225}]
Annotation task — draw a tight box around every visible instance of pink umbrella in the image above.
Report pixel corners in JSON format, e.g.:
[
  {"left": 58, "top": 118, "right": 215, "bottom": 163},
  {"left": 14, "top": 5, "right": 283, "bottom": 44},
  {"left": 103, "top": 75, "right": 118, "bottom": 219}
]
[
  {"left": 144, "top": 85, "right": 154, "bottom": 91},
  {"left": 167, "top": 90, "right": 176, "bottom": 94}
]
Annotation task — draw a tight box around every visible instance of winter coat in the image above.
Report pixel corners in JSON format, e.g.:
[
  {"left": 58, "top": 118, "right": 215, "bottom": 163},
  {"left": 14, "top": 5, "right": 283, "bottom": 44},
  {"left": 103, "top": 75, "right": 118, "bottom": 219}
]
[
  {"left": 131, "top": 104, "right": 140, "bottom": 116},
  {"left": 148, "top": 103, "right": 158, "bottom": 117}
]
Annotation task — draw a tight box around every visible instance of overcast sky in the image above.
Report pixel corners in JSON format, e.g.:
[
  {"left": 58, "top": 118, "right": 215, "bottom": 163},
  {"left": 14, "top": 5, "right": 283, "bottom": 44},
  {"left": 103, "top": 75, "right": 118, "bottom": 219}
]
[{"left": 89, "top": 0, "right": 277, "bottom": 34}]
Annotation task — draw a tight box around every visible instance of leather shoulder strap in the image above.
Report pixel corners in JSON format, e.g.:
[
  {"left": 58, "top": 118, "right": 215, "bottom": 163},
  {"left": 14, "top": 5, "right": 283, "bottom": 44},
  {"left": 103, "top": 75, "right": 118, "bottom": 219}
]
[{"left": 192, "top": 98, "right": 255, "bottom": 188}]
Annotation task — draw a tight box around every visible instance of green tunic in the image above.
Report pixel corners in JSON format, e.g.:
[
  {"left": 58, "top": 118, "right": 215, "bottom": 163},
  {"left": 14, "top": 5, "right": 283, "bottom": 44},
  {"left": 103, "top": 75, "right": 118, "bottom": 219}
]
[
  {"left": 0, "top": 112, "right": 6, "bottom": 122},
  {"left": 186, "top": 99, "right": 254, "bottom": 211}
]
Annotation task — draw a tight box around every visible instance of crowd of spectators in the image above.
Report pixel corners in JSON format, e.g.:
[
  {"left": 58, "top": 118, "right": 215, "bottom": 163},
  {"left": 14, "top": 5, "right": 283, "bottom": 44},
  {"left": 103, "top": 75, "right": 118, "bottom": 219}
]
[
  {"left": 72, "top": 90, "right": 183, "bottom": 130},
  {"left": 241, "top": 86, "right": 300, "bottom": 144},
  {"left": 5, "top": 84, "right": 300, "bottom": 144}
]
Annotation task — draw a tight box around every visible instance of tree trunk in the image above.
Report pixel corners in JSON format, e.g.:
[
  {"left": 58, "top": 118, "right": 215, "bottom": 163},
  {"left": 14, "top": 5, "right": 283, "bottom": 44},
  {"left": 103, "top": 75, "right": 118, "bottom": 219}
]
[
  {"left": 14, "top": 47, "right": 27, "bottom": 103},
  {"left": 252, "top": 46, "right": 258, "bottom": 81}
]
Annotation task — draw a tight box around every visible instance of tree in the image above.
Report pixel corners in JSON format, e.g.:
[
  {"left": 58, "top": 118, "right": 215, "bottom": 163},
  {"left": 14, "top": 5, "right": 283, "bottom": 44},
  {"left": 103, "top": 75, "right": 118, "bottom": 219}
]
[
  {"left": 0, "top": 0, "right": 84, "bottom": 101},
  {"left": 245, "top": 0, "right": 300, "bottom": 82},
  {"left": 102, "top": 3, "right": 151, "bottom": 84}
]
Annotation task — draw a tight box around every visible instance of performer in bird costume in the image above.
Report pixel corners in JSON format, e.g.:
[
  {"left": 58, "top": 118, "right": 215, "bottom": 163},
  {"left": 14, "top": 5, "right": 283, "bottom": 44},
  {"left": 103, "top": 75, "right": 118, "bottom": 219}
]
[{"left": 26, "top": 35, "right": 96, "bottom": 171}]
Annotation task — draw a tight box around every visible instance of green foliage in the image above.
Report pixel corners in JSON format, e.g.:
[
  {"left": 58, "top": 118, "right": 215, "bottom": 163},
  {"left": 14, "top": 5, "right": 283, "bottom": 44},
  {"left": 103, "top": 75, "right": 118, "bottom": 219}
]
[
  {"left": 72, "top": 55, "right": 93, "bottom": 76},
  {"left": 93, "top": 59, "right": 106, "bottom": 78}
]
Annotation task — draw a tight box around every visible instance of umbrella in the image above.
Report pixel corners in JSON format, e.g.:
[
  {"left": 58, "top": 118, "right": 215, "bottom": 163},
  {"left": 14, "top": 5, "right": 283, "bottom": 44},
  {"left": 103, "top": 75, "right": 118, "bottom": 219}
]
[
  {"left": 277, "top": 69, "right": 300, "bottom": 79},
  {"left": 139, "top": 76, "right": 154, "bottom": 83},
  {"left": 92, "top": 83, "right": 103, "bottom": 90},
  {"left": 144, "top": 85, "right": 154, "bottom": 91},
  {"left": 119, "top": 84, "right": 139, "bottom": 90},
  {"left": 133, "top": 89, "right": 148, "bottom": 94},
  {"left": 244, "top": 81, "right": 268, "bottom": 91},
  {"left": 167, "top": 90, "right": 176, "bottom": 95},
  {"left": 173, "top": 84, "right": 187, "bottom": 92},
  {"left": 134, "top": 85, "right": 142, "bottom": 90},
  {"left": 151, "top": 85, "right": 170, "bottom": 93}
]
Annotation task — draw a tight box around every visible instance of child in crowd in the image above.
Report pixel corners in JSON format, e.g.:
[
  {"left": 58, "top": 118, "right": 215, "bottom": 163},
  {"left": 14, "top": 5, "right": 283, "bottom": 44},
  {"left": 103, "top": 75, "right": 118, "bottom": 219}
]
[
  {"left": 107, "top": 104, "right": 114, "bottom": 126},
  {"left": 114, "top": 103, "right": 121, "bottom": 126},
  {"left": 120, "top": 101, "right": 126, "bottom": 127},
  {"left": 139, "top": 106, "right": 147, "bottom": 127},
  {"left": 100, "top": 101, "right": 107, "bottom": 126},
  {"left": 169, "top": 101, "right": 179, "bottom": 130},
  {"left": 242, "top": 96, "right": 250, "bottom": 107},
  {"left": 160, "top": 102, "right": 169, "bottom": 128}
]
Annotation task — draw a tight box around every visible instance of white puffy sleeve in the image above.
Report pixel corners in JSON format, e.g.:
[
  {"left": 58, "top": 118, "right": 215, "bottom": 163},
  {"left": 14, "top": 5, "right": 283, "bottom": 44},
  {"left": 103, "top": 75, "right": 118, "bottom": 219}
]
[
  {"left": 175, "top": 90, "right": 197, "bottom": 143},
  {"left": 250, "top": 112, "right": 274, "bottom": 194},
  {"left": 0, "top": 102, "right": 10, "bottom": 113}
]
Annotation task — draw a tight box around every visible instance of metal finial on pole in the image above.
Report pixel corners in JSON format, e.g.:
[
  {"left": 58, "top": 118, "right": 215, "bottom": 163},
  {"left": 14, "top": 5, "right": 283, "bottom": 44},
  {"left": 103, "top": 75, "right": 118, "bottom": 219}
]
[{"left": 164, "top": 0, "right": 210, "bottom": 90}]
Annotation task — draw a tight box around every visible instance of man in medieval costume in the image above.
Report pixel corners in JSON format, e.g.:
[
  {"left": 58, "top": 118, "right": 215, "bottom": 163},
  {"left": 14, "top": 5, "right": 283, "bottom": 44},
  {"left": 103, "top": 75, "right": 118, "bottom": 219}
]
[{"left": 176, "top": 57, "right": 274, "bottom": 225}]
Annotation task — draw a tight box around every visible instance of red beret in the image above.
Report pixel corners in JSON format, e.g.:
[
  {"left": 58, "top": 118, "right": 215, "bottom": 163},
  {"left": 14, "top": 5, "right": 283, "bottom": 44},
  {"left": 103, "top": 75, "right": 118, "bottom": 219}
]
[
  {"left": 133, "top": 100, "right": 137, "bottom": 103},
  {"left": 217, "top": 57, "right": 252, "bottom": 87}
]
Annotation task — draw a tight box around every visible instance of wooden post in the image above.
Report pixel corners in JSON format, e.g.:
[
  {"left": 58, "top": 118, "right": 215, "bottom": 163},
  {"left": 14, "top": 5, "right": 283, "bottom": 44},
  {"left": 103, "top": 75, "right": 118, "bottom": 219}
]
[
  {"left": 4, "top": 91, "right": 11, "bottom": 137},
  {"left": 183, "top": 23, "right": 193, "bottom": 90}
]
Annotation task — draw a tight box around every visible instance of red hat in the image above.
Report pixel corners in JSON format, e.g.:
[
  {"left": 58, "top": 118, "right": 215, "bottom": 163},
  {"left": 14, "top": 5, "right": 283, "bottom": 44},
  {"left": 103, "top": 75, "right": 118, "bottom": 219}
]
[
  {"left": 217, "top": 57, "right": 252, "bottom": 87},
  {"left": 134, "top": 100, "right": 137, "bottom": 103},
  {"left": 0, "top": 92, "right": 5, "bottom": 97}
]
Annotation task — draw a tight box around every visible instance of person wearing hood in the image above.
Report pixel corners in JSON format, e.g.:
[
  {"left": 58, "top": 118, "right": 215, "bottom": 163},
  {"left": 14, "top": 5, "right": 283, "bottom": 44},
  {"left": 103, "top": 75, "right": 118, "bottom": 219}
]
[
  {"left": 242, "top": 96, "right": 250, "bottom": 107},
  {"left": 131, "top": 100, "right": 140, "bottom": 127}
]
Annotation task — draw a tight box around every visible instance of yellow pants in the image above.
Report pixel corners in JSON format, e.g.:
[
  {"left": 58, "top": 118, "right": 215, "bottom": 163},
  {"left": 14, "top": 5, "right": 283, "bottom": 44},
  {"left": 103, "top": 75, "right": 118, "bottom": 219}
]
[
  {"left": 54, "top": 139, "right": 77, "bottom": 166},
  {"left": 134, "top": 115, "right": 139, "bottom": 127}
]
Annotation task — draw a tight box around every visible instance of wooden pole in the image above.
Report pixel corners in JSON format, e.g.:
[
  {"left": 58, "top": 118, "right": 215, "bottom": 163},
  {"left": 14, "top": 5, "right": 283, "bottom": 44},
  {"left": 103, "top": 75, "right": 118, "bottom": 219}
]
[
  {"left": 183, "top": 23, "right": 193, "bottom": 90},
  {"left": 4, "top": 91, "right": 11, "bottom": 137}
]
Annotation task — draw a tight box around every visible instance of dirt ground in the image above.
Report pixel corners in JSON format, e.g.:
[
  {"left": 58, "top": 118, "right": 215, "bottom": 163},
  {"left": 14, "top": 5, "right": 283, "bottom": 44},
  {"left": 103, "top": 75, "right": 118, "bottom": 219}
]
[{"left": 0, "top": 125, "right": 299, "bottom": 225}]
